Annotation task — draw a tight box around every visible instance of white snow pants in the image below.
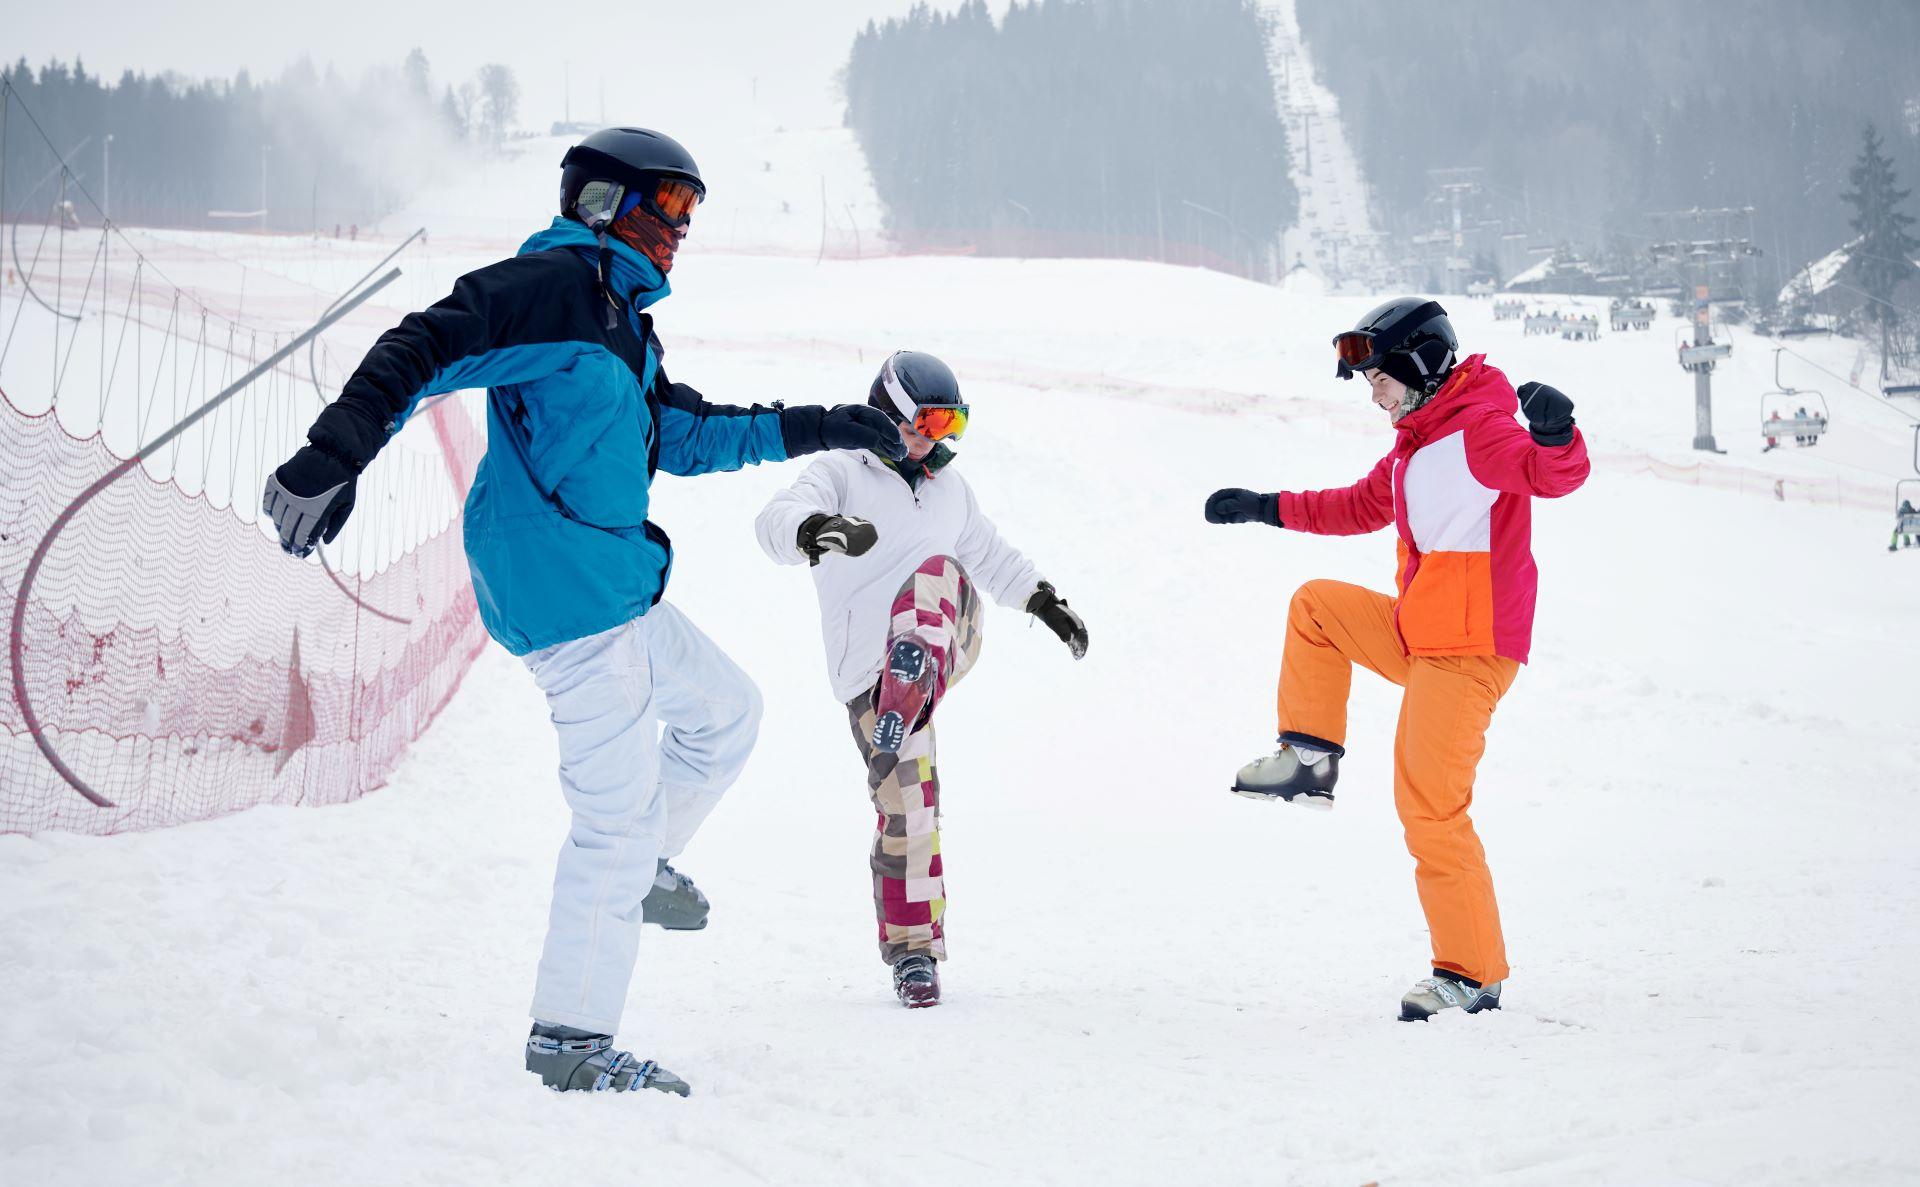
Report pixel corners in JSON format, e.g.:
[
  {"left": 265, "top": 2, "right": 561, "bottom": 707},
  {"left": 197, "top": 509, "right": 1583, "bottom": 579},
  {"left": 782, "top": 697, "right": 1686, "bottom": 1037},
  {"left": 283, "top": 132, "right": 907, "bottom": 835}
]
[{"left": 520, "top": 602, "right": 762, "bottom": 1034}]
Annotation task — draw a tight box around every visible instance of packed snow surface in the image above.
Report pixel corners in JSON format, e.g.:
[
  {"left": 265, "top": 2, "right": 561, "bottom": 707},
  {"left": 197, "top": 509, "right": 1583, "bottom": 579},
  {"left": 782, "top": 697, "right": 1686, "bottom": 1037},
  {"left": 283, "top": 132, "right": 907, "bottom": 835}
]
[{"left": 5, "top": 185, "right": 1920, "bottom": 1187}]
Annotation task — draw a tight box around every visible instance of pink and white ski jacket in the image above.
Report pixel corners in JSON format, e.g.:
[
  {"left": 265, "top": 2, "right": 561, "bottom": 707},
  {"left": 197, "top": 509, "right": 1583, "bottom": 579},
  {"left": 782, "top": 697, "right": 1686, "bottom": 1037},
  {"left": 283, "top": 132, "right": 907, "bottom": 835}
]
[{"left": 1277, "top": 355, "right": 1589, "bottom": 664}]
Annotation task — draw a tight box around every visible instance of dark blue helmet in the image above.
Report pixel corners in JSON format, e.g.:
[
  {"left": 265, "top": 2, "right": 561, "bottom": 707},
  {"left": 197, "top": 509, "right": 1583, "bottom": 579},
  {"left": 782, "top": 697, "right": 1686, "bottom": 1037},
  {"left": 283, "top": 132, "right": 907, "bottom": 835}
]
[
  {"left": 560, "top": 127, "right": 705, "bottom": 226},
  {"left": 868, "top": 351, "right": 962, "bottom": 423},
  {"left": 1333, "top": 297, "right": 1458, "bottom": 395}
]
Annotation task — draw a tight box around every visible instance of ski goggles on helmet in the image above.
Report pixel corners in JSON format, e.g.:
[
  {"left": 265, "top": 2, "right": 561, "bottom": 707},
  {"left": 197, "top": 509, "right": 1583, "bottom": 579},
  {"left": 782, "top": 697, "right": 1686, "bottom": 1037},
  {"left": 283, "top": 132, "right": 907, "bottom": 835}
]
[
  {"left": 644, "top": 178, "right": 702, "bottom": 227},
  {"left": 1332, "top": 300, "right": 1449, "bottom": 379},
  {"left": 578, "top": 177, "right": 703, "bottom": 230},
  {"left": 909, "top": 404, "right": 969, "bottom": 442}
]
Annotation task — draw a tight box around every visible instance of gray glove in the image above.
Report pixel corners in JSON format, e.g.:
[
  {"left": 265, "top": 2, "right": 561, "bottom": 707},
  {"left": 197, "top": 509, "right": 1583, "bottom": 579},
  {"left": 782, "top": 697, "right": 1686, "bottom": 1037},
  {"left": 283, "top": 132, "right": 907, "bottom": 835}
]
[{"left": 262, "top": 445, "right": 358, "bottom": 558}]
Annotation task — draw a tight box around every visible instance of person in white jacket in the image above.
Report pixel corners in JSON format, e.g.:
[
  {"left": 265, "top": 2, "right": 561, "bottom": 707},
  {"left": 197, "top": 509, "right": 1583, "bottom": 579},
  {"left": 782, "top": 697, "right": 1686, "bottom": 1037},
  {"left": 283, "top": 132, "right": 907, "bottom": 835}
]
[{"left": 755, "top": 351, "right": 1087, "bottom": 1007}]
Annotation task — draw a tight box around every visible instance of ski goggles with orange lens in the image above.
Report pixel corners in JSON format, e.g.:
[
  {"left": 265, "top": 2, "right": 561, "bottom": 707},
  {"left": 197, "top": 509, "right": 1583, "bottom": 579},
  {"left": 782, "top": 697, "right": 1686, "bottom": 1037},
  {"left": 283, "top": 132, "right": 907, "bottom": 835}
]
[
  {"left": 1332, "top": 300, "right": 1448, "bottom": 378},
  {"left": 910, "top": 404, "right": 969, "bottom": 441},
  {"left": 646, "top": 178, "right": 702, "bottom": 227},
  {"left": 1333, "top": 330, "right": 1384, "bottom": 375}
]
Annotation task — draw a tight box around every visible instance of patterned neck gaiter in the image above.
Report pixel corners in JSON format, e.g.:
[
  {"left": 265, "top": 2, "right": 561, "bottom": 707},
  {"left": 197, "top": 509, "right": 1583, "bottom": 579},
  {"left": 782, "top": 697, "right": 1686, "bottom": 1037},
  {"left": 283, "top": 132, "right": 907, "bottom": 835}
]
[{"left": 610, "top": 205, "right": 687, "bottom": 274}]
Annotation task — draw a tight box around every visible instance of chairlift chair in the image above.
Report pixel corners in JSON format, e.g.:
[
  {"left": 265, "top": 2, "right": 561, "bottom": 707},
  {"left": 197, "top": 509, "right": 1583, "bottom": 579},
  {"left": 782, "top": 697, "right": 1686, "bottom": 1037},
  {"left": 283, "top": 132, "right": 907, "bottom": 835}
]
[
  {"left": 1675, "top": 325, "right": 1732, "bottom": 373},
  {"left": 1895, "top": 427, "right": 1920, "bottom": 551},
  {"left": 1609, "top": 298, "right": 1653, "bottom": 331},
  {"left": 1758, "top": 348, "right": 1829, "bottom": 450},
  {"left": 1896, "top": 480, "right": 1920, "bottom": 550},
  {"left": 1561, "top": 313, "right": 1601, "bottom": 342}
]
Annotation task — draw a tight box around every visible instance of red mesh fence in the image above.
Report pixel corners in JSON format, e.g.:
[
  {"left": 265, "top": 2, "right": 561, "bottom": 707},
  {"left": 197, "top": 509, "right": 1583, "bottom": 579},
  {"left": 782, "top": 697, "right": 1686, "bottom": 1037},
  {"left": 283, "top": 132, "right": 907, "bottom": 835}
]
[
  {"left": 1, "top": 381, "right": 487, "bottom": 835},
  {"left": 1612, "top": 450, "right": 1891, "bottom": 513}
]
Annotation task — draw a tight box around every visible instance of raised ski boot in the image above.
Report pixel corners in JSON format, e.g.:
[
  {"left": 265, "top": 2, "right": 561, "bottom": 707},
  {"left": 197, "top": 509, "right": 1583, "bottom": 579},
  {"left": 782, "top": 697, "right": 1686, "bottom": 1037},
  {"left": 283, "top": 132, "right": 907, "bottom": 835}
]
[
  {"left": 642, "top": 859, "right": 710, "bottom": 931},
  {"left": 1231, "top": 741, "right": 1340, "bottom": 808},
  {"left": 891, "top": 952, "right": 941, "bottom": 1008},
  {"left": 1399, "top": 971, "right": 1503, "bottom": 1021},
  {"left": 871, "top": 635, "right": 936, "bottom": 754},
  {"left": 525, "top": 1023, "right": 691, "bottom": 1096}
]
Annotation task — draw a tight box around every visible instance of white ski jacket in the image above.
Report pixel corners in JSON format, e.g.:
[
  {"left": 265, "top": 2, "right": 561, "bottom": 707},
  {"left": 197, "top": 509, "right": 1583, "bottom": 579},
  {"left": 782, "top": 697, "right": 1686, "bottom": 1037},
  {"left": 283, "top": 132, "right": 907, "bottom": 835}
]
[{"left": 755, "top": 450, "right": 1045, "bottom": 703}]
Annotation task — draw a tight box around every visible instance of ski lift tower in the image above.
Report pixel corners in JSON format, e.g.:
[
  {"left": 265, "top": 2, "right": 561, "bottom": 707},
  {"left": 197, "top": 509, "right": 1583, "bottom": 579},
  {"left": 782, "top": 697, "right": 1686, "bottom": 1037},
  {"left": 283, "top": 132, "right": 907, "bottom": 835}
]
[
  {"left": 1648, "top": 207, "right": 1761, "bottom": 452},
  {"left": 1426, "top": 168, "right": 1485, "bottom": 294}
]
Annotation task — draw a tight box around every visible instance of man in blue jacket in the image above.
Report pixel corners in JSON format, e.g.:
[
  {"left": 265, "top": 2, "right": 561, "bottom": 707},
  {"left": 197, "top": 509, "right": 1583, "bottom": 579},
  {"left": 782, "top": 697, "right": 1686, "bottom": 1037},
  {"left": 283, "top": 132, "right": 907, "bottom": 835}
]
[{"left": 262, "top": 127, "right": 903, "bottom": 1097}]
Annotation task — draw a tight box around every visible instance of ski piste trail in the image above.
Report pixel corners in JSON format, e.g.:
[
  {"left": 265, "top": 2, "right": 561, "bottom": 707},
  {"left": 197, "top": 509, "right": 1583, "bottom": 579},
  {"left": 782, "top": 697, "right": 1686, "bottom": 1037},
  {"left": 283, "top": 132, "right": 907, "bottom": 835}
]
[
  {"left": 1265, "top": 0, "right": 1387, "bottom": 290},
  {"left": 6, "top": 21, "right": 1920, "bottom": 1187}
]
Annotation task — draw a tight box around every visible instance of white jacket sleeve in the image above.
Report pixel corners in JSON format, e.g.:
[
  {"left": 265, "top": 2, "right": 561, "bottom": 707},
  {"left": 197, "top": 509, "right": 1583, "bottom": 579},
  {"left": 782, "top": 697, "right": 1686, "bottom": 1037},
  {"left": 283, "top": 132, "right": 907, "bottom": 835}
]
[
  {"left": 954, "top": 477, "right": 1046, "bottom": 609},
  {"left": 756, "top": 456, "right": 847, "bottom": 565}
]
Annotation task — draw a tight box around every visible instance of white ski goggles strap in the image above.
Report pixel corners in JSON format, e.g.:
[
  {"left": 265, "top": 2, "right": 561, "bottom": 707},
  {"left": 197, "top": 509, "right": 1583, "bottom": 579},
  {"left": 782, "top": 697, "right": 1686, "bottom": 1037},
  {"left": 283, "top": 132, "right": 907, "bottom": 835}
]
[{"left": 880, "top": 355, "right": 919, "bottom": 420}]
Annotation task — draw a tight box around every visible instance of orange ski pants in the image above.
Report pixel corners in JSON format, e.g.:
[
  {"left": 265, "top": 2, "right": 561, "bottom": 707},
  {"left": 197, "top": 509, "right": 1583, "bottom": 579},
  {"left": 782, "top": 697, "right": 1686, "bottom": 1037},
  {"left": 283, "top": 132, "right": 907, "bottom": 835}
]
[{"left": 1277, "top": 580, "right": 1519, "bottom": 985}]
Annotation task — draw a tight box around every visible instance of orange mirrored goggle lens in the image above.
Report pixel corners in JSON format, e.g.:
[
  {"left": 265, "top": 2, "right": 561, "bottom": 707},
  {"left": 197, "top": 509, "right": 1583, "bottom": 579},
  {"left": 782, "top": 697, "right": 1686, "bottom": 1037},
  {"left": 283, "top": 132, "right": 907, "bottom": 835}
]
[
  {"left": 652, "top": 179, "right": 702, "bottom": 225},
  {"left": 1333, "top": 331, "right": 1377, "bottom": 369},
  {"left": 911, "top": 404, "right": 968, "bottom": 441}
]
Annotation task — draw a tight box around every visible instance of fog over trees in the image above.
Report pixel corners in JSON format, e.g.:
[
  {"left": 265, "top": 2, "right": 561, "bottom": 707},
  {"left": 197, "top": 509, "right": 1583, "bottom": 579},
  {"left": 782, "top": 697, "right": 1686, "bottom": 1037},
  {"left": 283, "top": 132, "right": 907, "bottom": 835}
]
[
  {"left": 844, "top": 0, "right": 1296, "bottom": 278},
  {"left": 0, "top": 53, "right": 519, "bottom": 232},
  {"left": 1296, "top": 0, "right": 1920, "bottom": 282}
]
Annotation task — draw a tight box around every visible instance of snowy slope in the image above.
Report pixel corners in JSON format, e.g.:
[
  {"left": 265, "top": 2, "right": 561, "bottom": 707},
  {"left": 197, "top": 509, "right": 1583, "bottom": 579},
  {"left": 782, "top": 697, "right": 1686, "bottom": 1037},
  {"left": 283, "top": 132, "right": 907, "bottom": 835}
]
[
  {"left": 3, "top": 244, "right": 1919, "bottom": 1185},
  {"left": 380, "top": 124, "right": 888, "bottom": 260}
]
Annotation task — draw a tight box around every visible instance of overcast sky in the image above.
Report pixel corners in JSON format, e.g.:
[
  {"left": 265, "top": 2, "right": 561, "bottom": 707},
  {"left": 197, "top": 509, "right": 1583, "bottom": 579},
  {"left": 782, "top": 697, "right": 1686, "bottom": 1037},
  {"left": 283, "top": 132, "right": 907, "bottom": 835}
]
[{"left": 6, "top": 1, "right": 990, "bottom": 132}]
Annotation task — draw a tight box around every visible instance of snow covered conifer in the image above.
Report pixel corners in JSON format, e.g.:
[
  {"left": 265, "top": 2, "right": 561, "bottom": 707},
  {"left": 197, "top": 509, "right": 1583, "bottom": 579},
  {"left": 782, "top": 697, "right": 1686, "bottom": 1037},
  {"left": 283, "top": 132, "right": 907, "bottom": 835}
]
[{"left": 1842, "top": 123, "right": 1920, "bottom": 378}]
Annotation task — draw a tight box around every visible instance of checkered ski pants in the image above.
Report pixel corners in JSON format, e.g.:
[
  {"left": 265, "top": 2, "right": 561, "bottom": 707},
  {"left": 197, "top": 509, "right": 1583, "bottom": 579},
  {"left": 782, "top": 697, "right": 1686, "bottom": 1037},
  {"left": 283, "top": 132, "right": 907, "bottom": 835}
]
[{"left": 846, "top": 555, "right": 984, "bottom": 964}]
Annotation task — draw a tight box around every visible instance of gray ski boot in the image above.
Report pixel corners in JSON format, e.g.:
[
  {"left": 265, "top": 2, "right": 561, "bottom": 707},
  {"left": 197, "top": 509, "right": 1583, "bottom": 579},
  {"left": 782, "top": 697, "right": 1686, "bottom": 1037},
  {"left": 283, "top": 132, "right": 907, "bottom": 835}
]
[
  {"left": 1231, "top": 740, "right": 1340, "bottom": 808},
  {"left": 1399, "top": 972, "right": 1502, "bottom": 1021},
  {"left": 525, "top": 1023, "right": 691, "bottom": 1096},
  {"left": 642, "top": 859, "right": 709, "bottom": 931},
  {"left": 891, "top": 952, "right": 941, "bottom": 1008}
]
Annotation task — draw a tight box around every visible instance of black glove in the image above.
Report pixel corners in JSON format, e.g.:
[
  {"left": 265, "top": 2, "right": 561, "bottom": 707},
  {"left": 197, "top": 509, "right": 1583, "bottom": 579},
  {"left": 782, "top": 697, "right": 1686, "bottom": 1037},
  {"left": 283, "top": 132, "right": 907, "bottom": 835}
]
[
  {"left": 262, "top": 444, "right": 359, "bottom": 558},
  {"left": 1204, "top": 488, "right": 1281, "bottom": 526},
  {"left": 797, "top": 513, "right": 878, "bottom": 567},
  {"left": 1026, "top": 581, "right": 1088, "bottom": 660},
  {"left": 1518, "top": 381, "right": 1576, "bottom": 447},
  {"left": 781, "top": 404, "right": 907, "bottom": 461}
]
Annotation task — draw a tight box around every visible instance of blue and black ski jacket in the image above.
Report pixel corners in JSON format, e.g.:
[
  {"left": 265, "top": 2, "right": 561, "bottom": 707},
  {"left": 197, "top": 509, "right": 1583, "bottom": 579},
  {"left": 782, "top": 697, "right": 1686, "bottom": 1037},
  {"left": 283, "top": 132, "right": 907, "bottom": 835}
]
[{"left": 309, "top": 218, "right": 835, "bottom": 654}]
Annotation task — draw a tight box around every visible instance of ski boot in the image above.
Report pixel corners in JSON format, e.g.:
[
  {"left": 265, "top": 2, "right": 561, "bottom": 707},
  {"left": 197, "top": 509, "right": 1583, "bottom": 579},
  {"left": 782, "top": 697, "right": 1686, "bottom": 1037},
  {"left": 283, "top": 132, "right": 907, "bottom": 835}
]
[
  {"left": 871, "top": 634, "right": 936, "bottom": 754},
  {"left": 642, "top": 859, "right": 710, "bottom": 931},
  {"left": 1399, "top": 971, "right": 1502, "bottom": 1021},
  {"left": 1231, "top": 740, "right": 1340, "bottom": 808},
  {"left": 525, "top": 1023, "right": 691, "bottom": 1096},
  {"left": 891, "top": 952, "right": 941, "bottom": 1008}
]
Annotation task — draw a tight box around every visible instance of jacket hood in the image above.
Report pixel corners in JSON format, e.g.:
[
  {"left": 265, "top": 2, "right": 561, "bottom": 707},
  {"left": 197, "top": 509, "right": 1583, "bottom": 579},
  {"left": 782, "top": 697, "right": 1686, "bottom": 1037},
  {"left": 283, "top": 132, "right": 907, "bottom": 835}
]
[
  {"left": 518, "top": 217, "right": 671, "bottom": 314},
  {"left": 1396, "top": 354, "right": 1513, "bottom": 443}
]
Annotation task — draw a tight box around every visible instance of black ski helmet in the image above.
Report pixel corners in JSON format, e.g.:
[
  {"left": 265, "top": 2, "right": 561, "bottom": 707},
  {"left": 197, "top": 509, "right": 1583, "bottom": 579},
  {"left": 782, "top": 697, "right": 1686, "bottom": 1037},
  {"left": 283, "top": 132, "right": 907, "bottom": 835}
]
[
  {"left": 1334, "top": 297, "right": 1459, "bottom": 397},
  {"left": 559, "top": 127, "right": 705, "bottom": 228},
  {"left": 868, "top": 351, "right": 963, "bottom": 423}
]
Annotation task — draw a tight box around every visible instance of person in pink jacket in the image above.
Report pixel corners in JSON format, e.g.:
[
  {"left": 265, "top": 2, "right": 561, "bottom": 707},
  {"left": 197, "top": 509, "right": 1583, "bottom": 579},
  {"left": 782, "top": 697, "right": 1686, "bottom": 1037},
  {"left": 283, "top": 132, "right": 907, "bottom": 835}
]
[{"left": 1205, "top": 298, "right": 1589, "bottom": 1021}]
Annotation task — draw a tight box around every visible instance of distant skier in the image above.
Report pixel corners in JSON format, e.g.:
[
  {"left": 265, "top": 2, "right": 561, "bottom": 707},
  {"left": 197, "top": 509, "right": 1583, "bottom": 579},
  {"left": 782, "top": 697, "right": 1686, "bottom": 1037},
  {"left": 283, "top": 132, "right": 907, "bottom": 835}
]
[
  {"left": 754, "top": 351, "right": 1088, "bottom": 1008},
  {"left": 1204, "top": 298, "right": 1589, "bottom": 1021},
  {"left": 261, "top": 127, "right": 905, "bottom": 1095}
]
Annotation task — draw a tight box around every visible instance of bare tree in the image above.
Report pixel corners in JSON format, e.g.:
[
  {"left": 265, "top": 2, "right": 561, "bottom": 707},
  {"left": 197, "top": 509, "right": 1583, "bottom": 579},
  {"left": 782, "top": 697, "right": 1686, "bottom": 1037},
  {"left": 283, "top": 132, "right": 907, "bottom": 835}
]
[
  {"left": 457, "top": 79, "right": 481, "bottom": 141},
  {"left": 477, "top": 64, "right": 521, "bottom": 147}
]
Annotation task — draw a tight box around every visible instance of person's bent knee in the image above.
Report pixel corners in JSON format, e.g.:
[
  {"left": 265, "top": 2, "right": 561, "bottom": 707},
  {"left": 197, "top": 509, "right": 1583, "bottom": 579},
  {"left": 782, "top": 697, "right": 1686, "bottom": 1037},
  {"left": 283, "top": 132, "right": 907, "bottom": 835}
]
[
  {"left": 703, "top": 657, "right": 762, "bottom": 736},
  {"left": 736, "top": 677, "right": 764, "bottom": 740},
  {"left": 1290, "top": 578, "right": 1337, "bottom": 620}
]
